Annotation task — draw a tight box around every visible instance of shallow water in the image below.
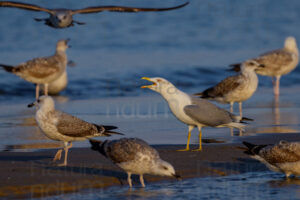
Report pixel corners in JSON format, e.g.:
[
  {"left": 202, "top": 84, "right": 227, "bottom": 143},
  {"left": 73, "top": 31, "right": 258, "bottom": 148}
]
[{"left": 34, "top": 171, "right": 300, "bottom": 200}]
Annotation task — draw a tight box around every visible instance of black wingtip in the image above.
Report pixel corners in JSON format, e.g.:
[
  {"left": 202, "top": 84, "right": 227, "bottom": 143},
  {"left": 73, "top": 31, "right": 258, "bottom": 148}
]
[
  {"left": 241, "top": 117, "right": 254, "bottom": 122},
  {"left": 242, "top": 141, "right": 256, "bottom": 155},
  {"left": 89, "top": 139, "right": 102, "bottom": 151}
]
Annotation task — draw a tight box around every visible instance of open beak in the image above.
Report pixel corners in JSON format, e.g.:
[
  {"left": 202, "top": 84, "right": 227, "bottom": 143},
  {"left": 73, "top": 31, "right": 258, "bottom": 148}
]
[
  {"left": 173, "top": 173, "right": 181, "bottom": 180},
  {"left": 141, "top": 77, "right": 156, "bottom": 89}
]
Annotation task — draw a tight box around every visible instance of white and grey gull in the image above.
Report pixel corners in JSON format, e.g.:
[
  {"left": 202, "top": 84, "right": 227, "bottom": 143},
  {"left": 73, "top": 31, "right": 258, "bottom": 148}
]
[
  {"left": 141, "top": 77, "right": 252, "bottom": 151},
  {"left": 194, "top": 60, "right": 264, "bottom": 117},
  {"left": 230, "top": 36, "right": 299, "bottom": 96},
  {"left": 28, "top": 96, "right": 122, "bottom": 166},
  {"left": 0, "top": 1, "right": 189, "bottom": 28},
  {"left": 90, "top": 138, "right": 180, "bottom": 188},
  {"left": 243, "top": 141, "right": 300, "bottom": 177},
  {"left": 0, "top": 39, "right": 69, "bottom": 99}
]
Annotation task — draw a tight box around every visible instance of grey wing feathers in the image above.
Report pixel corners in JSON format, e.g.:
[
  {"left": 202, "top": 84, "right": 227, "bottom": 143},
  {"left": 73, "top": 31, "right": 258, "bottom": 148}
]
[
  {"left": 0, "top": 1, "right": 52, "bottom": 13},
  {"left": 72, "top": 2, "right": 189, "bottom": 14},
  {"left": 105, "top": 138, "right": 159, "bottom": 164},
  {"left": 184, "top": 98, "right": 233, "bottom": 126},
  {"left": 55, "top": 111, "right": 105, "bottom": 137},
  {"left": 260, "top": 141, "right": 300, "bottom": 164}
]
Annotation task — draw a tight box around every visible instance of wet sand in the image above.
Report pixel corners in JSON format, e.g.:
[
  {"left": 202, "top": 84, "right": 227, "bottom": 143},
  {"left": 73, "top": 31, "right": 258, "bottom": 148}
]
[{"left": 2, "top": 132, "right": 300, "bottom": 199}]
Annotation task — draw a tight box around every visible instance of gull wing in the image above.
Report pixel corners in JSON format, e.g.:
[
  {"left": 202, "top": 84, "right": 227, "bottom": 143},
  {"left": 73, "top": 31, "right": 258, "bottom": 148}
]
[
  {"left": 255, "top": 49, "right": 294, "bottom": 70},
  {"left": 259, "top": 141, "right": 300, "bottom": 164},
  {"left": 183, "top": 98, "right": 233, "bottom": 127},
  {"left": 54, "top": 111, "right": 106, "bottom": 137},
  {"left": 72, "top": 2, "right": 189, "bottom": 14},
  {"left": 199, "top": 75, "right": 241, "bottom": 98},
  {"left": 0, "top": 1, "right": 53, "bottom": 13},
  {"left": 105, "top": 138, "right": 159, "bottom": 164}
]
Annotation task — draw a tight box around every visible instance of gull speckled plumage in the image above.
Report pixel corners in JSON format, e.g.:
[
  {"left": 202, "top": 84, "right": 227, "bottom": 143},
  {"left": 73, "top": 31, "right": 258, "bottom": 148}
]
[
  {"left": 194, "top": 60, "right": 264, "bottom": 117},
  {"left": 0, "top": 39, "right": 69, "bottom": 99},
  {"left": 90, "top": 138, "right": 180, "bottom": 187},
  {"left": 243, "top": 141, "right": 300, "bottom": 177},
  {"left": 28, "top": 96, "right": 122, "bottom": 166}
]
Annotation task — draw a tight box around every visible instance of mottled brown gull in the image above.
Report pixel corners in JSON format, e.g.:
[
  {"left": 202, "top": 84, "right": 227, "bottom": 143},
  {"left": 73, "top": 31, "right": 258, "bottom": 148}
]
[
  {"left": 230, "top": 37, "right": 298, "bottom": 96},
  {"left": 194, "top": 60, "right": 264, "bottom": 117},
  {"left": 243, "top": 141, "right": 300, "bottom": 177},
  {"left": 0, "top": 39, "right": 69, "bottom": 99},
  {"left": 141, "top": 77, "right": 252, "bottom": 151},
  {"left": 28, "top": 96, "right": 122, "bottom": 166},
  {"left": 0, "top": 1, "right": 189, "bottom": 28},
  {"left": 90, "top": 138, "right": 180, "bottom": 188}
]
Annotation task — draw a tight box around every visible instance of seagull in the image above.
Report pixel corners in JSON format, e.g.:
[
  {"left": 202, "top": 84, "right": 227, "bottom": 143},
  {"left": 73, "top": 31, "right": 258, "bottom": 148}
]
[
  {"left": 89, "top": 138, "right": 180, "bottom": 188},
  {"left": 0, "top": 1, "right": 189, "bottom": 28},
  {"left": 28, "top": 96, "right": 122, "bottom": 166},
  {"left": 0, "top": 39, "right": 69, "bottom": 99},
  {"left": 141, "top": 77, "right": 252, "bottom": 151},
  {"left": 243, "top": 141, "right": 300, "bottom": 177},
  {"left": 46, "top": 70, "right": 68, "bottom": 95},
  {"left": 194, "top": 60, "right": 264, "bottom": 117},
  {"left": 230, "top": 37, "right": 299, "bottom": 96}
]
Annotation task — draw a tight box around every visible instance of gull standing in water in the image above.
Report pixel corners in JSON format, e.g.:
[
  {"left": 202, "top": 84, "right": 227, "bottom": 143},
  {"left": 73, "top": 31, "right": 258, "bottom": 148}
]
[
  {"left": 141, "top": 77, "right": 252, "bottom": 151},
  {"left": 194, "top": 60, "right": 264, "bottom": 117},
  {"left": 90, "top": 138, "right": 180, "bottom": 188},
  {"left": 28, "top": 96, "right": 122, "bottom": 166},
  {"left": 230, "top": 37, "right": 298, "bottom": 96},
  {"left": 243, "top": 141, "right": 300, "bottom": 177},
  {"left": 0, "top": 1, "right": 189, "bottom": 28},
  {"left": 0, "top": 39, "right": 69, "bottom": 99}
]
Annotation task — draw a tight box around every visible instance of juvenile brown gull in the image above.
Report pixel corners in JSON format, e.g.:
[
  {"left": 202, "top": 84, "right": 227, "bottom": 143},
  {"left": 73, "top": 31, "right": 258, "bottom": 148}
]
[
  {"left": 243, "top": 141, "right": 300, "bottom": 177},
  {"left": 141, "top": 77, "right": 252, "bottom": 151},
  {"left": 230, "top": 37, "right": 298, "bottom": 96},
  {"left": 0, "top": 39, "right": 69, "bottom": 99},
  {"left": 0, "top": 1, "right": 189, "bottom": 28},
  {"left": 90, "top": 138, "right": 180, "bottom": 188},
  {"left": 28, "top": 96, "right": 122, "bottom": 166},
  {"left": 194, "top": 60, "right": 264, "bottom": 117}
]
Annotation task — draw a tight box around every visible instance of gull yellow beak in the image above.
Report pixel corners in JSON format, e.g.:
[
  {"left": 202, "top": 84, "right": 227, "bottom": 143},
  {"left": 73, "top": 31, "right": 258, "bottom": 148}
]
[{"left": 141, "top": 77, "right": 156, "bottom": 88}]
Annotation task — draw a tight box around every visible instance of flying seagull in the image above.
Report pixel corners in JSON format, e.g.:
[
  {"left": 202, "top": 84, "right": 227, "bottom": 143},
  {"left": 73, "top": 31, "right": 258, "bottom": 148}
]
[
  {"left": 0, "top": 39, "right": 69, "bottom": 99},
  {"left": 28, "top": 96, "right": 122, "bottom": 166},
  {"left": 0, "top": 1, "right": 189, "bottom": 28},
  {"left": 90, "top": 138, "right": 180, "bottom": 188},
  {"left": 194, "top": 60, "right": 264, "bottom": 117},
  {"left": 243, "top": 141, "right": 300, "bottom": 177},
  {"left": 141, "top": 77, "right": 252, "bottom": 151},
  {"left": 230, "top": 37, "right": 298, "bottom": 96}
]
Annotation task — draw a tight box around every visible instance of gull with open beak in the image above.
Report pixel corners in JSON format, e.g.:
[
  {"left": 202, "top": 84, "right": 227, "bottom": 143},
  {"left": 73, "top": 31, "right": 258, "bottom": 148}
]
[{"left": 141, "top": 77, "right": 252, "bottom": 151}]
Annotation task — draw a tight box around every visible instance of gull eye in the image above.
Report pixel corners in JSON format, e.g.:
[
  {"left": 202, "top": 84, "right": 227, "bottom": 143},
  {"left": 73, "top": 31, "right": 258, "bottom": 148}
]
[
  {"left": 161, "top": 165, "right": 168, "bottom": 170},
  {"left": 37, "top": 99, "right": 41, "bottom": 103}
]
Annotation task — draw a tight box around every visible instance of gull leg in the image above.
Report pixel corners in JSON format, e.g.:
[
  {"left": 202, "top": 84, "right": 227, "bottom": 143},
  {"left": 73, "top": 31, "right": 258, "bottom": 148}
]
[
  {"left": 35, "top": 84, "right": 40, "bottom": 100},
  {"left": 44, "top": 83, "right": 49, "bottom": 96},
  {"left": 177, "top": 126, "right": 194, "bottom": 151},
  {"left": 53, "top": 149, "right": 63, "bottom": 162},
  {"left": 192, "top": 127, "right": 202, "bottom": 151},
  {"left": 239, "top": 102, "right": 243, "bottom": 118},
  {"left": 139, "top": 174, "right": 145, "bottom": 187},
  {"left": 58, "top": 142, "right": 72, "bottom": 166},
  {"left": 230, "top": 102, "right": 234, "bottom": 113},
  {"left": 127, "top": 172, "right": 132, "bottom": 188},
  {"left": 273, "top": 76, "right": 281, "bottom": 96}
]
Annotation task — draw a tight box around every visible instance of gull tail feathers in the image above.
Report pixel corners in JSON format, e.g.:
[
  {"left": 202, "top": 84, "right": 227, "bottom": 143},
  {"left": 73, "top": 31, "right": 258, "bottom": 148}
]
[
  {"left": 243, "top": 141, "right": 267, "bottom": 155},
  {"left": 0, "top": 64, "right": 14, "bottom": 73},
  {"left": 89, "top": 139, "right": 107, "bottom": 157},
  {"left": 228, "top": 63, "right": 242, "bottom": 72}
]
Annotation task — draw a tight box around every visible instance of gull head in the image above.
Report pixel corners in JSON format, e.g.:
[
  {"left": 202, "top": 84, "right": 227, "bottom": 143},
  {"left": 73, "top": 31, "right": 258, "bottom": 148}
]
[
  {"left": 56, "top": 39, "right": 70, "bottom": 52},
  {"left": 284, "top": 36, "right": 298, "bottom": 52},
  {"left": 28, "top": 96, "right": 55, "bottom": 111},
  {"left": 141, "top": 77, "right": 176, "bottom": 95},
  {"left": 51, "top": 10, "right": 73, "bottom": 28},
  {"left": 152, "top": 160, "right": 181, "bottom": 179},
  {"left": 241, "top": 60, "right": 264, "bottom": 72}
]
